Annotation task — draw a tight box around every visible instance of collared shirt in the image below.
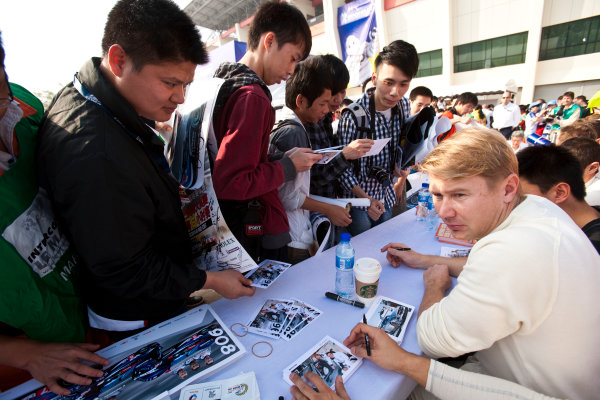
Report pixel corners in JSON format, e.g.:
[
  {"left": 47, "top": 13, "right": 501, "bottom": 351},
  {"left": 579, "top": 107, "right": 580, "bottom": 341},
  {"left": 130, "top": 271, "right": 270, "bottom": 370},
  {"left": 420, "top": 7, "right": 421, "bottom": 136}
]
[
  {"left": 337, "top": 88, "right": 409, "bottom": 208},
  {"left": 305, "top": 112, "right": 351, "bottom": 198},
  {"left": 492, "top": 102, "right": 521, "bottom": 129}
]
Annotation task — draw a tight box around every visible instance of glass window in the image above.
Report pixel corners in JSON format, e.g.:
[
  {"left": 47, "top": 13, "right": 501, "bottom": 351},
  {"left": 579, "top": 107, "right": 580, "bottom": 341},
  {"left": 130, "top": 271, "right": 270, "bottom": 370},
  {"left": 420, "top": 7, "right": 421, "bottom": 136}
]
[
  {"left": 416, "top": 49, "right": 443, "bottom": 77},
  {"left": 453, "top": 32, "right": 528, "bottom": 72},
  {"left": 539, "top": 15, "right": 600, "bottom": 61}
]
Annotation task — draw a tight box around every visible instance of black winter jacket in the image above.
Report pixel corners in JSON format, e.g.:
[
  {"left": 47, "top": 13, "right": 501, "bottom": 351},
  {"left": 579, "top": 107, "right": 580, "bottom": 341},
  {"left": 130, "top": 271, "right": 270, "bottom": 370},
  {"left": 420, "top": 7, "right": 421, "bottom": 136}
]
[{"left": 37, "top": 58, "right": 206, "bottom": 321}]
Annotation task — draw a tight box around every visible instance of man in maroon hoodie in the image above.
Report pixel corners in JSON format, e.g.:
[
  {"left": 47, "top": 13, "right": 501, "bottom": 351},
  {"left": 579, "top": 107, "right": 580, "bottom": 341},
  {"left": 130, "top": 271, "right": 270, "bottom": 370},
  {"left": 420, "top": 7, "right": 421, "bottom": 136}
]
[{"left": 212, "top": 2, "right": 321, "bottom": 262}]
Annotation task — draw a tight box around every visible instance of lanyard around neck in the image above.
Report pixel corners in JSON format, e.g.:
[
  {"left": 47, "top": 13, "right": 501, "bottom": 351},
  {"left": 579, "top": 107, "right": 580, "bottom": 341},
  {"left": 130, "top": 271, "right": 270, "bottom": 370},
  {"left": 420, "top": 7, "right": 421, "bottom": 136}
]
[{"left": 72, "top": 73, "right": 171, "bottom": 174}]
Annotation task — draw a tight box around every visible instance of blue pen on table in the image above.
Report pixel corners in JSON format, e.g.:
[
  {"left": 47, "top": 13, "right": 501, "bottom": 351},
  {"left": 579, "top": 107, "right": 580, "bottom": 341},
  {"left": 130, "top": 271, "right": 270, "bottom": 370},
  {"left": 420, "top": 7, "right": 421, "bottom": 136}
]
[{"left": 363, "top": 314, "right": 371, "bottom": 356}]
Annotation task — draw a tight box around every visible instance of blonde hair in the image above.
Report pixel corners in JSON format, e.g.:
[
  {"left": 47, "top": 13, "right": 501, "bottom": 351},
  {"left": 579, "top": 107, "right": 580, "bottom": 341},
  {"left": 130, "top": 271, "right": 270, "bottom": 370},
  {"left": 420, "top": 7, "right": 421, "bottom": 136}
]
[{"left": 421, "top": 128, "right": 518, "bottom": 184}]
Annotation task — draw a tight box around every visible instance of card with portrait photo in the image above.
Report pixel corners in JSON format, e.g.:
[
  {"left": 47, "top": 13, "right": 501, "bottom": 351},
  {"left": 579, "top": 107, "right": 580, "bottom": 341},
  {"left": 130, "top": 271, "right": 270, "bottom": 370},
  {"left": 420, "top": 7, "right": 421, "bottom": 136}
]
[
  {"left": 247, "top": 298, "right": 293, "bottom": 339},
  {"left": 283, "top": 336, "right": 362, "bottom": 389},
  {"left": 364, "top": 296, "right": 415, "bottom": 343},
  {"left": 244, "top": 259, "right": 291, "bottom": 289}
]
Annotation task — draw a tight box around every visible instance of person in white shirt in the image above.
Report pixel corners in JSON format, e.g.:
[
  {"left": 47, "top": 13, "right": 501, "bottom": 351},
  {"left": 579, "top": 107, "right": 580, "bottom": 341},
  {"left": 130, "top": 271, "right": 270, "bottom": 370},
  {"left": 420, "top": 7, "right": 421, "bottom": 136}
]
[
  {"left": 386, "top": 128, "right": 600, "bottom": 400},
  {"left": 481, "top": 103, "right": 493, "bottom": 127},
  {"left": 492, "top": 91, "right": 521, "bottom": 139},
  {"left": 524, "top": 101, "right": 542, "bottom": 137}
]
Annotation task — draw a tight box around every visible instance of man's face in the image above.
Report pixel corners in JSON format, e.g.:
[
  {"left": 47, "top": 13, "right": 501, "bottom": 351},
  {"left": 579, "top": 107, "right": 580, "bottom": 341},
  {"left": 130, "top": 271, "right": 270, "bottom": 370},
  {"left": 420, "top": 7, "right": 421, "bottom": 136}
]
[
  {"left": 510, "top": 136, "right": 522, "bottom": 150},
  {"left": 429, "top": 174, "right": 515, "bottom": 241},
  {"left": 410, "top": 95, "right": 432, "bottom": 116},
  {"left": 297, "top": 89, "right": 332, "bottom": 124},
  {"left": 117, "top": 60, "right": 196, "bottom": 122},
  {"left": 530, "top": 105, "right": 540, "bottom": 113},
  {"left": 455, "top": 102, "right": 475, "bottom": 116},
  {"left": 328, "top": 89, "right": 346, "bottom": 113},
  {"left": 563, "top": 95, "right": 573, "bottom": 107},
  {"left": 264, "top": 38, "right": 304, "bottom": 86},
  {"left": 501, "top": 92, "right": 512, "bottom": 106},
  {"left": 371, "top": 63, "right": 411, "bottom": 111}
]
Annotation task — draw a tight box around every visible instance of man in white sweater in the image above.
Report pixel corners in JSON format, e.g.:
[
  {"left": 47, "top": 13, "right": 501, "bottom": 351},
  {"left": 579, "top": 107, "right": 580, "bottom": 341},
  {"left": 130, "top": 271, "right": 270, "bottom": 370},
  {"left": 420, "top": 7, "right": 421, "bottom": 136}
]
[{"left": 409, "top": 128, "right": 600, "bottom": 400}]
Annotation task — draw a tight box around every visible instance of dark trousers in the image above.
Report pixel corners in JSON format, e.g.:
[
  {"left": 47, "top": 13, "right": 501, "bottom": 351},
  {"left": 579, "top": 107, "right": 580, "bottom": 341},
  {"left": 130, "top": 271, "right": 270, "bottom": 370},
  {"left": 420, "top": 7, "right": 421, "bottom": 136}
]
[{"left": 499, "top": 126, "right": 513, "bottom": 139}]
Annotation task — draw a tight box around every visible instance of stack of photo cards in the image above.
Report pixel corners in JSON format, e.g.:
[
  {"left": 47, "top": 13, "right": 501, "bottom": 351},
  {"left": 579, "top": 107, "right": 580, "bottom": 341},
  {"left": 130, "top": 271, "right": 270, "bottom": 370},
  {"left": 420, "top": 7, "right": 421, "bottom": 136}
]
[
  {"left": 247, "top": 298, "right": 322, "bottom": 341},
  {"left": 244, "top": 259, "right": 291, "bottom": 289},
  {"left": 364, "top": 296, "right": 415, "bottom": 343},
  {"left": 283, "top": 336, "right": 362, "bottom": 389}
]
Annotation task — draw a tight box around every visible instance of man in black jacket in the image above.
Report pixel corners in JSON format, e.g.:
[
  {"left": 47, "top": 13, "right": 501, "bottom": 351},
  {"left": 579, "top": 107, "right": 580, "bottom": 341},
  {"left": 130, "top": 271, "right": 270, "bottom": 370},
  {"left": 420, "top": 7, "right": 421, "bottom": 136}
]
[{"left": 37, "top": 0, "right": 254, "bottom": 339}]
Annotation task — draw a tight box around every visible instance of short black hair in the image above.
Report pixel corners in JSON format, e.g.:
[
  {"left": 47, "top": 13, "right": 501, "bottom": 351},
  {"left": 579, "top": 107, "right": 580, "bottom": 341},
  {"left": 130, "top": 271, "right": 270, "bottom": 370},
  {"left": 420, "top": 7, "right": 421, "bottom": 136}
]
[
  {"left": 576, "top": 95, "right": 587, "bottom": 103},
  {"left": 374, "top": 40, "right": 419, "bottom": 79},
  {"left": 409, "top": 86, "right": 433, "bottom": 101},
  {"left": 319, "top": 54, "right": 349, "bottom": 96},
  {"left": 102, "top": 0, "right": 207, "bottom": 70},
  {"left": 561, "top": 137, "right": 600, "bottom": 171},
  {"left": 247, "top": 1, "right": 311, "bottom": 60},
  {"left": 456, "top": 92, "right": 478, "bottom": 106},
  {"left": 563, "top": 91, "right": 575, "bottom": 99},
  {"left": 285, "top": 56, "right": 331, "bottom": 110},
  {"left": 518, "top": 145, "right": 586, "bottom": 201}
]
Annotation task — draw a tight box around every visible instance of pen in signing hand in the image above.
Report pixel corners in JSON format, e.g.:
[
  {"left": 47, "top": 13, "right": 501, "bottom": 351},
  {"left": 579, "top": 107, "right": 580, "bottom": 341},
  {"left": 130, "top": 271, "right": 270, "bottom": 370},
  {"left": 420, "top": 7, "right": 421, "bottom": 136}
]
[
  {"left": 363, "top": 314, "right": 371, "bottom": 356},
  {"left": 393, "top": 247, "right": 411, "bottom": 251}
]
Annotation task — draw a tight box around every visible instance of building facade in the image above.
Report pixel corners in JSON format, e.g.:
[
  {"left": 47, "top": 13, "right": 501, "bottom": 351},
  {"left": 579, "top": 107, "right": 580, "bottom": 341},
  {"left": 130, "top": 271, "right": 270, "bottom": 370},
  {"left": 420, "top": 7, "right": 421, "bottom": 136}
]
[{"left": 200, "top": 0, "right": 600, "bottom": 104}]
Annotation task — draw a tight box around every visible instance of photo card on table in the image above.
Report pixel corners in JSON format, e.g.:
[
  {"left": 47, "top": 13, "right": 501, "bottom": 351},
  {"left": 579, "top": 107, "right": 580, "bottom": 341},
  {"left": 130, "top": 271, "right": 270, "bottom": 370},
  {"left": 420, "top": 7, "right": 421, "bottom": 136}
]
[
  {"left": 283, "top": 336, "right": 362, "bottom": 389},
  {"left": 364, "top": 296, "right": 415, "bottom": 343},
  {"left": 245, "top": 259, "right": 292, "bottom": 289},
  {"left": 247, "top": 298, "right": 294, "bottom": 339}
]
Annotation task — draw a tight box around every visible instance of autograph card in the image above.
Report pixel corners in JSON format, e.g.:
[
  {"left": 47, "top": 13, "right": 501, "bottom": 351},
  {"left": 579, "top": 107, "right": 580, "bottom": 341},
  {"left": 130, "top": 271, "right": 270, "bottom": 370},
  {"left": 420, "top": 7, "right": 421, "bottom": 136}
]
[
  {"left": 247, "top": 299, "right": 293, "bottom": 338},
  {"left": 315, "top": 150, "right": 342, "bottom": 165},
  {"left": 283, "top": 336, "right": 362, "bottom": 388},
  {"left": 282, "top": 299, "right": 322, "bottom": 341},
  {"left": 440, "top": 246, "right": 471, "bottom": 258},
  {"left": 245, "top": 259, "right": 292, "bottom": 289},
  {"left": 365, "top": 296, "right": 415, "bottom": 343}
]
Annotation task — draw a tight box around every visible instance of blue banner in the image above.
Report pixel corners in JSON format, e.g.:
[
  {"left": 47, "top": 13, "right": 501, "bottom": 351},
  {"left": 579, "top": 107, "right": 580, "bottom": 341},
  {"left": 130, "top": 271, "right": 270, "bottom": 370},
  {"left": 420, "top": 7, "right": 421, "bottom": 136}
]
[{"left": 338, "top": 0, "right": 378, "bottom": 87}]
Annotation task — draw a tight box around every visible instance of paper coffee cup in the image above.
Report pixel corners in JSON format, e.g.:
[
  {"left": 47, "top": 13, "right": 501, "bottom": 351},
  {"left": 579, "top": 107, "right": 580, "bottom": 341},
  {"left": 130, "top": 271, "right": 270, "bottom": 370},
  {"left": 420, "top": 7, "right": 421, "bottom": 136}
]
[{"left": 354, "top": 257, "right": 382, "bottom": 306}]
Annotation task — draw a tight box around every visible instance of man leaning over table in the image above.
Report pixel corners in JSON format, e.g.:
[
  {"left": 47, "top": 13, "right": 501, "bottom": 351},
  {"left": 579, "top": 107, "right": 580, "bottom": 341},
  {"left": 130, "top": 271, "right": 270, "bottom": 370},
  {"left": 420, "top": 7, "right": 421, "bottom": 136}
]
[
  {"left": 37, "top": 0, "right": 255, "bottom": 342},
  {"left": 378, "top": 128, "right": 600, "bottom": 400}
]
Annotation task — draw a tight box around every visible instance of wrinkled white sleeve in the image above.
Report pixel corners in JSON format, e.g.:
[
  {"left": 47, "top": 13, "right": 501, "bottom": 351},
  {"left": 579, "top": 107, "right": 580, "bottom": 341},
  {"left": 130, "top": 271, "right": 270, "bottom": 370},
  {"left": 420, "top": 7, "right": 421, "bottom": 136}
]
[{"left": 426, "top": 360, "right": 563, "bottom": 400}]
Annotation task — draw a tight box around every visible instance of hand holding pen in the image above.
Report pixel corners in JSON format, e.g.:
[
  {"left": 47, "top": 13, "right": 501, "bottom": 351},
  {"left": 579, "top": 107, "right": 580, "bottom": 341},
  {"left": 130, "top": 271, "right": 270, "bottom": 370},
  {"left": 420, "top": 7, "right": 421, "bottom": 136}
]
[{"left": 343, "top": 322, "right": 407, "bottom": 373}]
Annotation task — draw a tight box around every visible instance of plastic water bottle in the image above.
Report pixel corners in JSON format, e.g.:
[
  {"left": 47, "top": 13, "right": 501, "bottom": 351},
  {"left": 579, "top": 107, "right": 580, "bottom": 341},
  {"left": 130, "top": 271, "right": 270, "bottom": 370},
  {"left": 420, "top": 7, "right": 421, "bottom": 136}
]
[
  {"left": 416, "top": 183, "right": 430, "bottom": 222},
  {"left": 335, "top": 233, "right": 355, "bottom": 298},
  {"left": 426, "top": 197, "right": 438, "bottom": 231}
]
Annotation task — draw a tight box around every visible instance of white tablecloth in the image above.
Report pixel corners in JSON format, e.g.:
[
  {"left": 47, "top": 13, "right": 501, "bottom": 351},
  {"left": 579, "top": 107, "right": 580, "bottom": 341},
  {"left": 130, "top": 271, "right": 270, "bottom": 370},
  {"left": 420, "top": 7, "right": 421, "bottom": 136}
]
[{"left": 209, "top": 209, "right": 445, "bottom": 400}]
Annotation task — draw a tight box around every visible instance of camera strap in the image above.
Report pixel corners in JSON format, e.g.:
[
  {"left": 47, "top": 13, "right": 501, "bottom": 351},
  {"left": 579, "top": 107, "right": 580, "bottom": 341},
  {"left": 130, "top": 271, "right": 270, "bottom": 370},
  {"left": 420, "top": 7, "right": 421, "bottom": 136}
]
[{"left": 364, "top": 93, "right": 398, "bottom": 176}]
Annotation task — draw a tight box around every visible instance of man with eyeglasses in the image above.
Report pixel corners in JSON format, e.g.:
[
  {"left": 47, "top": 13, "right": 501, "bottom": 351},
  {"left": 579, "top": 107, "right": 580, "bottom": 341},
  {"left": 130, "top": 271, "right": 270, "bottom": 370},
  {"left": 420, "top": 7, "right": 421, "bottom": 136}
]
[{"left": 493, "top": 91, "right": 521, "bottom": 139}]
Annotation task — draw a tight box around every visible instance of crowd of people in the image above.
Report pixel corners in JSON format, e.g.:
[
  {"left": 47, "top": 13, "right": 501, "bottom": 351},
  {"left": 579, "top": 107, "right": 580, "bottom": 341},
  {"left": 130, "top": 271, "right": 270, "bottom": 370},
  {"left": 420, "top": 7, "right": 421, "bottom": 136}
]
[{"left": 1, "top": 0, "right": 599, "bottom": 399}]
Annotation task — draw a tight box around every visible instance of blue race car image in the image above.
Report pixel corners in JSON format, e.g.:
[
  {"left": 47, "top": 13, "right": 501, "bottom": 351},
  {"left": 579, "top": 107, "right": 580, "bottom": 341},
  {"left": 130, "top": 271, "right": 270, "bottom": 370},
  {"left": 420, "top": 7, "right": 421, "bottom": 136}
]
[
  {"left": 61, "top": 342, "right": 162, "bottom": 400},
  {"left": 132, "top": 328, "right": 216, "bottom": 382}
]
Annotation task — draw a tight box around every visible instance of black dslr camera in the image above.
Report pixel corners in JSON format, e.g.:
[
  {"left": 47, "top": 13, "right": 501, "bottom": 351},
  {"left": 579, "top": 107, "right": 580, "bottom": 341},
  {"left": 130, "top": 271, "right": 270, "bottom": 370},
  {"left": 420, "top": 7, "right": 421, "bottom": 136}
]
[{"left": 368, "top": 166, "right": 392, "bottom": 187}]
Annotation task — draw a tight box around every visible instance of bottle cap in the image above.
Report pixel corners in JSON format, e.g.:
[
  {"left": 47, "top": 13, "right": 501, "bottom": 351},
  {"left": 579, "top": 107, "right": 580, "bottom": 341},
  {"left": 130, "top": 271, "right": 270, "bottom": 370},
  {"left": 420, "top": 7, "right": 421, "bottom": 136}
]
[
  {"left": 422, "top": 183, "right": 429, "bottom": 188},
  {"left": 340, "top": 233, "right": 351, "bottom": 242}
]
